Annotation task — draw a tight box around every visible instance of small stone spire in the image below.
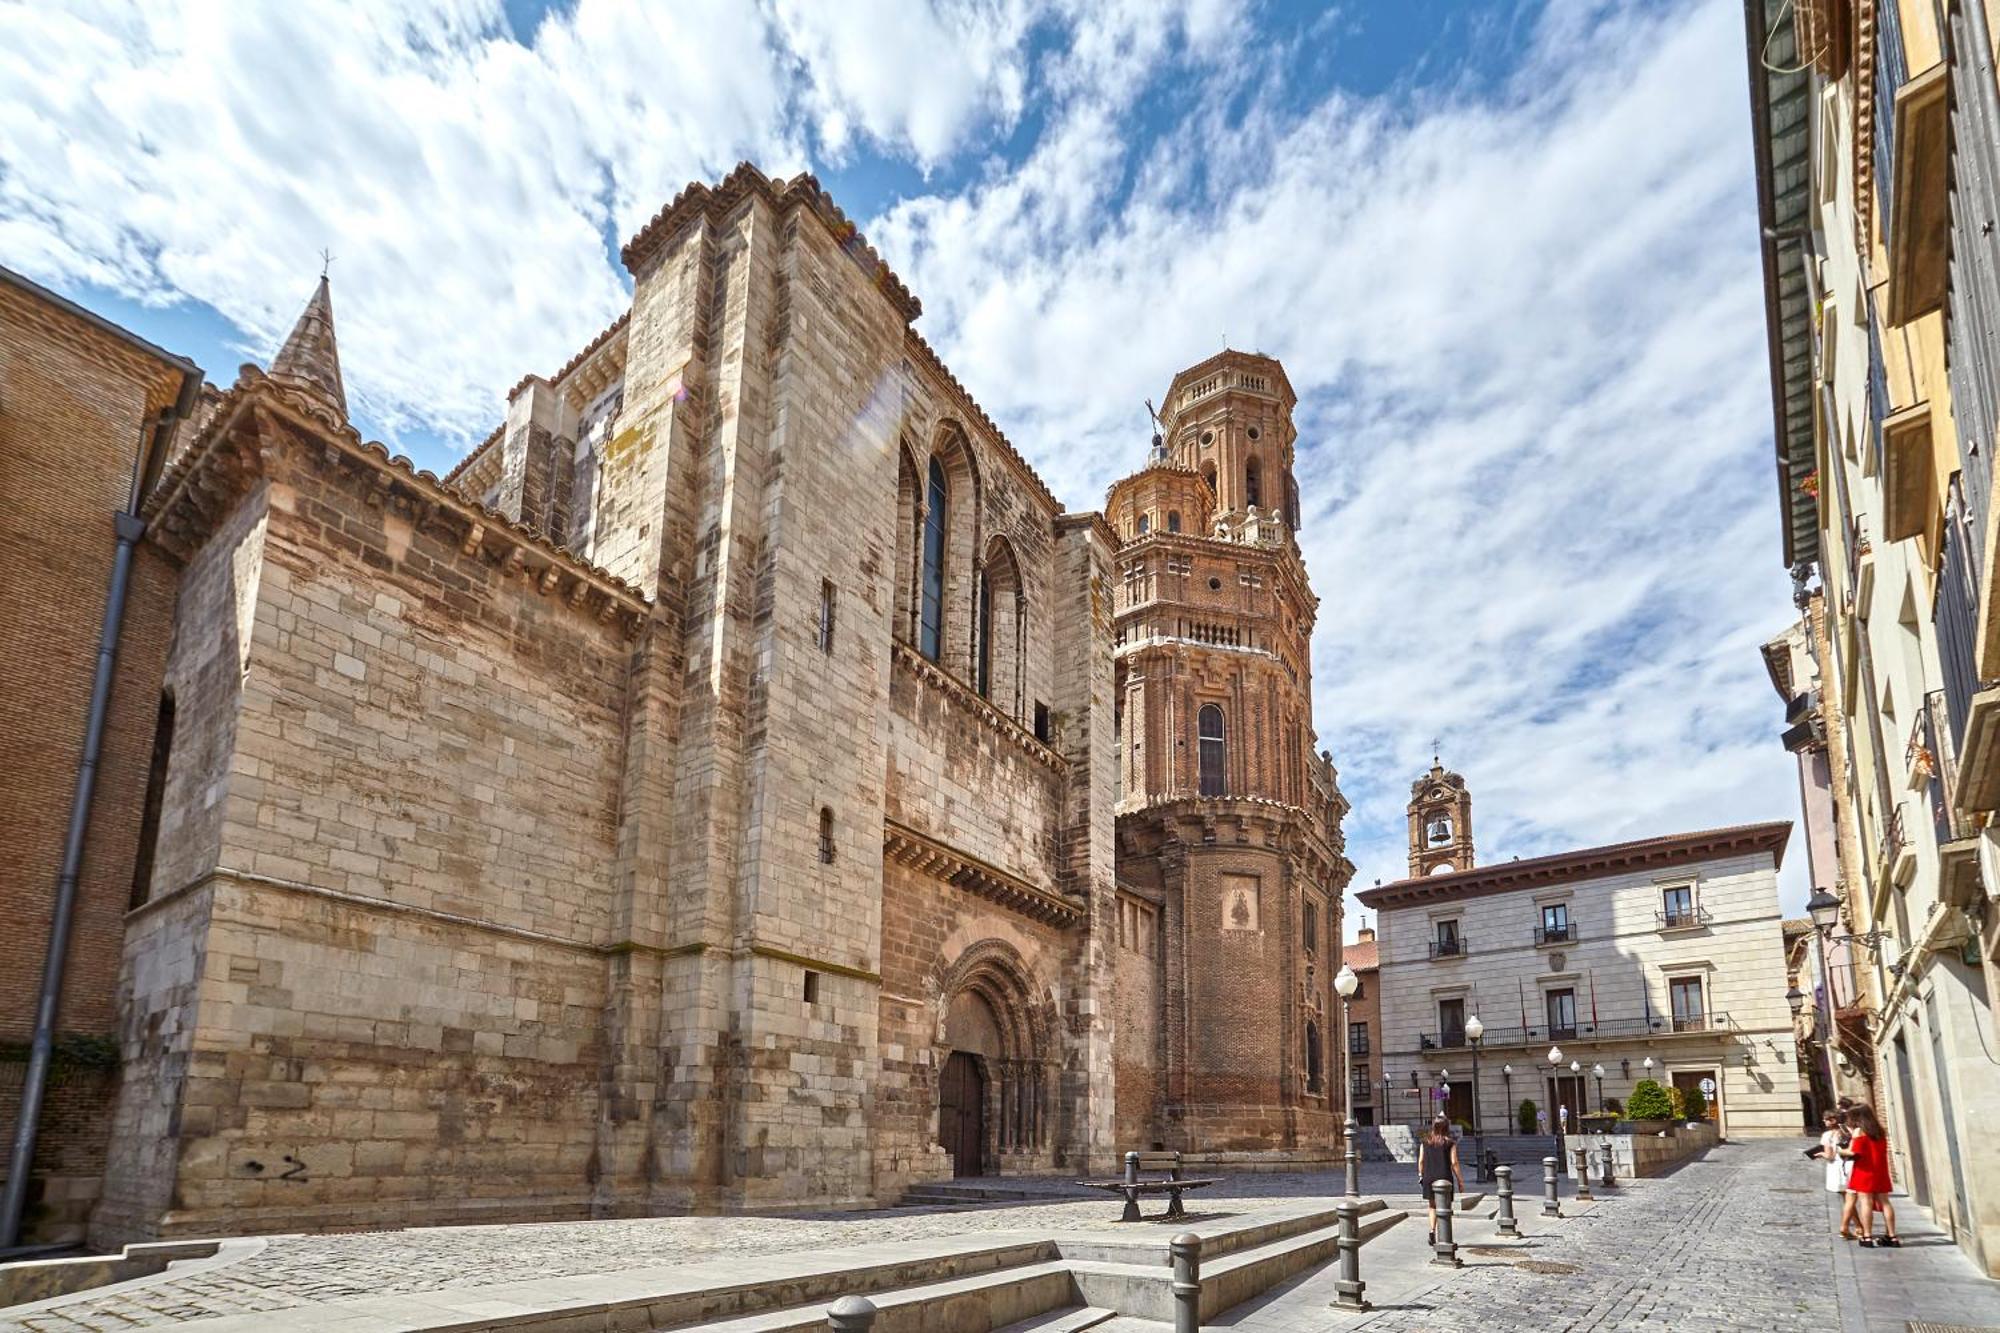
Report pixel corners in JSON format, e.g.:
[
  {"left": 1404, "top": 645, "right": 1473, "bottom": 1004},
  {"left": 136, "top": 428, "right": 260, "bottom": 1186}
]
[{"left": 268, "top": 274, "right": 347, "bottom": 419}]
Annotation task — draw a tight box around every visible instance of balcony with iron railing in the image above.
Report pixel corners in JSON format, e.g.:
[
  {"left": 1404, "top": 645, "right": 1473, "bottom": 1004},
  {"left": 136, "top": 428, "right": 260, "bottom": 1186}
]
[
  {"left": 1532, "top": 923, "right": 1575, "bottom": 946},
  {"left": 1409, "top": 1011, "right": 1736, "bottom": 1051},
  {"left": 1655, "top": 904, "right": 1712, "bottom": 931},
  {"left": 1427, "top": 937, "right": 1467, "bottom": 960}
]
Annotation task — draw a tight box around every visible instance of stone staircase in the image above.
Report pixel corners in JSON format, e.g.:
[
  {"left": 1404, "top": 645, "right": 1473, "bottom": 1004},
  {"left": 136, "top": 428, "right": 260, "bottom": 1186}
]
[{"left": 1354, "top": 1125, "right": 1416, "bottom": 1162}]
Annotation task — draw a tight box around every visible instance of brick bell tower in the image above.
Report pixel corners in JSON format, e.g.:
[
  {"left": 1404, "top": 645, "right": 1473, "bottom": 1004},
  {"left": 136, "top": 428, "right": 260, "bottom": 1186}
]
[
  {"left": 1407, "top": 759, "right": 1474, "bottom": 875},
  {"left": 1109, "top": 350, "right": 1353, "bottom": 1158}
]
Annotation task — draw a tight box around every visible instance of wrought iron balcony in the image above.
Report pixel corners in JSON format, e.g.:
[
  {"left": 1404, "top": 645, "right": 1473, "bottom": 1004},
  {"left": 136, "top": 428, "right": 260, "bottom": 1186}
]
[
  {"left": 1406, "top": 1012, "right": 1736, "bottom": 1051},
  {"left": 1427, "top": 938, "right": 1467, "bottom": 960},
  {"left": 1533, "top": 924, "right": 1574, "bottom": 946},
  {"left": 1670, "top": 1014, "right": 1710, "bottom": 1034},
  {"left": 1656, "top": 905, "right": 1711, "bottom": 930}
]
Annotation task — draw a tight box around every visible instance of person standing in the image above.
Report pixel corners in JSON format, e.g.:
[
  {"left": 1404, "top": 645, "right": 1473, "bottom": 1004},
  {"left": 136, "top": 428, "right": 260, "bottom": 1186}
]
[
  {"left": 1418, "top": 1116, "right": 1463, "bottom": 1248},
  {"left": 1840, "top": 1105, "right": 1900, "bottom": 1247},
  {"left": 1817, "top": 1111, "right": 1857, "bottom": 1238}
]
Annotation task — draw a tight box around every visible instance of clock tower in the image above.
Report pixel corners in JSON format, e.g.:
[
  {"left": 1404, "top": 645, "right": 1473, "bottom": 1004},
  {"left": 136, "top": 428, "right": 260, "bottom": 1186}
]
[{"left": 1408, "top": 760, "right": 1474, "bottom": 876}]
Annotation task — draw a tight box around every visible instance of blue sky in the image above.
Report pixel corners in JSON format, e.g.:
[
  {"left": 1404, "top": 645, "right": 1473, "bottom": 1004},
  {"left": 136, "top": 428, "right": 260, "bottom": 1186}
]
[{"left": 1, "top": 0, "right": 1808, "bottom": 929}]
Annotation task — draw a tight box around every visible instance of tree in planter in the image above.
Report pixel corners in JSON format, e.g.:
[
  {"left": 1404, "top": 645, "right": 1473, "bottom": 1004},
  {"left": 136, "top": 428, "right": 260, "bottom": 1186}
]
[
  {"left": 1624, "top": 1078, "right": 1674, "bottom": 1121},
  {"left": 1517, "top": 1098, "right": 1538, "bottom": 1134},
  {"left": 1680, "top": 1083, "right": 1707, "bottom": 1122},
  {"left": 1667, "top": 1086, "right": 1688, "bottom": 1121}
]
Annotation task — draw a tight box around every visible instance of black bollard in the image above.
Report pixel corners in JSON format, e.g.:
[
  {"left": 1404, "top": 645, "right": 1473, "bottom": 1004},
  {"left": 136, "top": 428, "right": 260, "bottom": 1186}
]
[
  {"left": 1494, "top": 1163, "right": 1519, "bottom": 1236},
  {"left": 1170, "top": 1232, "right": 1201, "bottom": 1333},
  {"left": 827, "top": 1295, "right": 877, "bottom": 1332},
  {"left": 1542, "top": 1156, "right": 1562, "bottom": 1217},
  {"left": 1331, "top": 1197, "right": 1369, "bottom": 1310},
  {"left": 1121, "top": 1150, "right": 1142, "bottom": 1223},
  {"left": 1572, "top": 1149, "right": 1593, "bottom": 1201},
  {"left": 1429, "top": 1179, "right": 1463, "bottom": 1267}
]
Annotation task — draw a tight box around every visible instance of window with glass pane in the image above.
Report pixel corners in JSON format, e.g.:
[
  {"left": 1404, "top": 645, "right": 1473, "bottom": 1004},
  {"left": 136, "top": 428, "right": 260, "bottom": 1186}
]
[
  {"left": 1303, "top": 899, "right": 1318, "bottom": 955},
  {"left": 1545, "top": 988, "right": 1577, "bottom": 1038},
  {"left": 1662, "top": 884, "right": 1694, "bottom": 926},
  {"left": 920, "top": 459, "right": 947, "bottom": 661},
  {"left": 1434, "top": 919, "right": 1460, "bottom": 955},
  {"left": 1670, "top": 976, "right": 1705, "bottom": 1031},
  {"left": 1438, "top": 997, "right": 1466, "bottom": 1046},
  {"left": 1348, "top": 1021, "right": 1369, "bottom": 1055},
  {"left": 1198, "top": 704, "right": 1227, "bottom": 796},
  {"left": 1541, "top": 903, "right": 1569, "bottom": 942},
  {"left": 974, "top": 570, "right": 991, "bottom": 696}
]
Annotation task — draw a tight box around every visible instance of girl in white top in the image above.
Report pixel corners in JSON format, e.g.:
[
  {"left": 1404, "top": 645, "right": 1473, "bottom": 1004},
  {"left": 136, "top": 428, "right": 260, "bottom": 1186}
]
[{"left": 1819, "top": 1110, "right": 1857, "bottom": 1239}]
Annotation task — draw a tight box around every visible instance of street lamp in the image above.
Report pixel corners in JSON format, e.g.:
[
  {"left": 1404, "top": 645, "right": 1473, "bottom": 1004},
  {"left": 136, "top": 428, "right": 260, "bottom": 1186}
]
[
  {"left": 1502, "top": 1063, "right": 1513, "bottom": 1126},
  {"left": 1545, "top": 1046, "right": 1563, "bottom": 1148},
  {"left": 1334, "top": 962, "right": 1360, "bottom": 1198},
  {"left": 1464, "top": 1014, "right": 1484, "bottom": 1140},
  {"left": 1592, "top": 1062, "right": 1605, "bottom": 1111}
]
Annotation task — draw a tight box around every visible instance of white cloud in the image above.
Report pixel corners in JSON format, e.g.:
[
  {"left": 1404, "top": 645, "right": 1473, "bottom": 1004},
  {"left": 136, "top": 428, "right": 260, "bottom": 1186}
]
[{"left": 1, "top": 0, "right": 1807, "bottom": 920}]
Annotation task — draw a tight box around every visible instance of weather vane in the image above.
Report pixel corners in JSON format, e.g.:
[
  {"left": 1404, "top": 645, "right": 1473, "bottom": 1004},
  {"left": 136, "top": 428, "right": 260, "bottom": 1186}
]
[{"left": 319, "top": 248, "right": 334, "bottom": 279}]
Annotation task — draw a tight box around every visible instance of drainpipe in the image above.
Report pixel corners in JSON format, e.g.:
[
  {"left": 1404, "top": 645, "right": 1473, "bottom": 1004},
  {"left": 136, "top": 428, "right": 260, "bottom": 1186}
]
[{"left": 1, "top": 370, "right": 202, "bottom": 1249}]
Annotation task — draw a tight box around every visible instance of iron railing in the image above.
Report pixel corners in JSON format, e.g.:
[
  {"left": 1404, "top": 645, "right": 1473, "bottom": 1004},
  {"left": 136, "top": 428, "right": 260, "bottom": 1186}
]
[
  {"left": 1656, "top": 905, "right": 1712, "bottom": 929},
  {"left": 1428, "top": 938, "right": 1467, "bottom": 960},
  {"left": 1883, "top": 802, "right": 1908, "bottom": 866},
  {"left": 1533, "top": 923, "right": 1574, "bottom": 946},
  {"left": 1670, "top": 1013, "right": 1711, "bottom": 1034},
  {"left": 1934, "top": 492, "right": 1987, "bottom": 756},
  {"left": 1407, "top": 1012, "right": 1735, "bottom": 1050}
]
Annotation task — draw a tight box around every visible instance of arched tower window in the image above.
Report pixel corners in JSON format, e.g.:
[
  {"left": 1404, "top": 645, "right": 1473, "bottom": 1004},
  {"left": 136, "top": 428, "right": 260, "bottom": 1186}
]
[
  {"left": 1167, "top": 510, "right": 1181, "bottom": 533},
  {"left": 975, "top": 568, "right": 992, "bottom": 697},
  {"left": 1137, "top": 512, "right": 1150, "bottom": 535},
  {"left": 1245, "top": 458, "right": 1262, "bottom": 508},
  {"left": 1198, "top": 703, "right": 1226, "bottom": 797},
  {"left": 1284, "top": 476, "right": 1300, "bottom": 529},
  {"left": 1305, "top": 1020, "right": 1323, "bottom": 1094},
  {"left": 921, "top": 457, "right": 948, "bottom": 661}
]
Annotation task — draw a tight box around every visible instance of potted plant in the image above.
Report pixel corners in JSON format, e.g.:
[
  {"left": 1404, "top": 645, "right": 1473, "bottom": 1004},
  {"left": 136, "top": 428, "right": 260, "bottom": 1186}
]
[
  {"left": 1619, "top": 1078, "right": 1675, "bottom": 1134},
  {"left": 1517, "top": 1098, "right": 1538, "bottom": 1135}
]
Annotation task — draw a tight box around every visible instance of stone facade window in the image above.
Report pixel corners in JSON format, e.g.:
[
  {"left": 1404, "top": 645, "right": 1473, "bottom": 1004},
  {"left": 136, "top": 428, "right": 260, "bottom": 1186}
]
[
  {"left": 920, "top": 457, "right": 947, "bottom": 661},
  {"left": 1198, "top": 703, "right": 1226, "bottom": 796},
  {"left": 129, "top": 691, "right": 175, "bottom": 909},
  {"left": 1137, "top": 512, "right": 1150, "bottom": 535},
  {"left": 818, "top": 579, "right": 836, "bottom": 654},
  {"left": 804, "top": 970, "right": 821, "bottom": 1004},
  {"left": 1246, "top": 458, "right": 1261, "bottom": 508},
  {"left": 1303, "top": 898, "right": 1318, "bottom": 956},
  {"left": 819, "top": 807, "right": 835, "bottom": 864},
  {"left": 1305, "top": 1021, "right": 1323, "bottom": 1093},
  {"left": 1167, "top": 510, "right": 1181, "bottom": 533}
]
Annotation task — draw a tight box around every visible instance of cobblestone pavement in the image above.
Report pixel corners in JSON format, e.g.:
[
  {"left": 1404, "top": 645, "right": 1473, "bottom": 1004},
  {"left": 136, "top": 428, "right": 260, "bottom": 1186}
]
[{"left": 8, "top": 1142, "right": 1998, "bottom": 1330}]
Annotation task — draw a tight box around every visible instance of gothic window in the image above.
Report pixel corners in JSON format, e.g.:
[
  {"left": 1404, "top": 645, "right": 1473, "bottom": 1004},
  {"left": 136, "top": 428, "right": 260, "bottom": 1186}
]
[
  {"left": 975, "top": 569, "right": 991, "bottom": 697},
  {"left": 1305, "top": 1021, "right": 1323, "bottom": 1094},
  {"left": 1245, "top": 458, "right": 1261, "bottom": 508},
  {"left": 1198, "top": 703, "right": 1227, "bottom": 796},
  {"left": 819, "top": 807, "right": 836, "bottom": 864},
  {"left": 920, "top": 457, "right": 947, "bottom": 661},
  {"left": 1167, "top": 510, "right": 1181, "bottom": 533},
  {"left": 129, "top": 691, "right": 175, "bottom": 908}
]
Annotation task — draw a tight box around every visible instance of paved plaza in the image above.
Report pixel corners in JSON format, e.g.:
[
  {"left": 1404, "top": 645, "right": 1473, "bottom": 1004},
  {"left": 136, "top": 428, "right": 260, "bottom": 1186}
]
[{"left": 3, "top": 1140, "right": 1998, "bottom": 1330}]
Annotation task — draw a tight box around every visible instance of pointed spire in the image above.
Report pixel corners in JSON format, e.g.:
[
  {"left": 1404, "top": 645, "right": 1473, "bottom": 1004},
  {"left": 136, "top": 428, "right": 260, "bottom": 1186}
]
[{"left": 268, "top": 274, "right": 347, "bottom": 420}]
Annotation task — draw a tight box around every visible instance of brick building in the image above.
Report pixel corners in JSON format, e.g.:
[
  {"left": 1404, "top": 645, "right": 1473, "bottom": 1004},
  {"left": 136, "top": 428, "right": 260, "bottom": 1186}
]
[
  {"left": 33, "top": 165, "right": 1352, "bottom": 1244},
  {"left": 0, "top": 266, "right": 204, "bottom": 1242}
]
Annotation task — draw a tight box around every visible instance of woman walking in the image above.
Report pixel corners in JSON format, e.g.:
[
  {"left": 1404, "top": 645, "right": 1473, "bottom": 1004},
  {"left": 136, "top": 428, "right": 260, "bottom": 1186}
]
[
  {"left": 1840, "top": 1105, "right": 1900, "bottom": 1247},
  {"left": 1817, "top": 1110, "right": 1857, "bottom": 1238},
  {"left": 1417, "top": 1116, "right": 1463, "bottom": 1247}
]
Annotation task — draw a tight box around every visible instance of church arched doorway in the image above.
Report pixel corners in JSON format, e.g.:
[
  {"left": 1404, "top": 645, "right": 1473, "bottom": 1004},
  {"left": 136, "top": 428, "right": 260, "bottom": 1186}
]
[{"left": 939, "top": 1051, "right": 986, "bottom": 1177}]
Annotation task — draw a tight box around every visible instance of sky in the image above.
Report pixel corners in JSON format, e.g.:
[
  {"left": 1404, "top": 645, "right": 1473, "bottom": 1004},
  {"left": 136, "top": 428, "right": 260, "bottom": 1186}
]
[{"left": 0, "top": 0, "right": 1812, "bottom": 931}]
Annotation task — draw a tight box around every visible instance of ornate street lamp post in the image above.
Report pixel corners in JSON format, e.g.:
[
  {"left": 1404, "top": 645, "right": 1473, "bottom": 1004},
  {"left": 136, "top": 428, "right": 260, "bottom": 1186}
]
[
  {"left": 1335, "top": 962, "right": 1361, "bottom": 1198},
  {"left": 1547, "top": 1046, "right": 1563, "bottom": 1152},
  {"left": 1464, "top": 1014, "right": 1484, "bottom": 1141},
  {"left": 1592, "top": 1062, "right": 1606, "bottom": 1111},
  {"left": 1502, "top": 1063, "right": 1513, "bottom": 1129}
]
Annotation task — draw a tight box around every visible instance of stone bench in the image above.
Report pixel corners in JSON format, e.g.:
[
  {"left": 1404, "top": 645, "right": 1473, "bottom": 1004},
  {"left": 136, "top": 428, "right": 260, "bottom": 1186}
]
[{"left": 1077, "top": 1151, "right": 1222, "bottom": 1222}]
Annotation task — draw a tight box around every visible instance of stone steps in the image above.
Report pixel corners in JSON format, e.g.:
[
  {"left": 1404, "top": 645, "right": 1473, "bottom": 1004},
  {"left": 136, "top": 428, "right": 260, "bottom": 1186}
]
[
  {"left": 686, "top": 1260, "right": 1078, "bottom": 1332},
  {"left": 992, "top": 1307, "right": 1120, "bottom": 1333}
]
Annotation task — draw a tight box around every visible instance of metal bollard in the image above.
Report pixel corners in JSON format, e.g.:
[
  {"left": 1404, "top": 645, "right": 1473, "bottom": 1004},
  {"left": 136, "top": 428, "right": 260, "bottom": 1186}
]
[
  {"left": 1542, "top": 1156, "right": 1562, "bottom": 1217},
  {"left": 1572, "top": 1149, "right": 1593, "bottom": 1201},
  {"left": 827, "top": 1294, "right": 877, "bottom": 1332},
  {"left": 1330, "top": 1197, "right": 1370, "bottom": 1310},
  {"left": 1343, "top": 1116, "right": 1361, "bottom": 1198},
  {"left": 1598, "top": 1141, "right": 1615, "bottom": 1189},
  {"left": 1429, "top": 1179, "right": 1462, "bottom": 1267},
  {"left": 1170, "top": 1232, "right": 1202, "bottom": 1333},
  {"left": 1121, "top": 1151, "right": 1142, "bottom": 1223},
  {"left": 1494, "top": 1163, "right": 1519, "bottom": 1236}
]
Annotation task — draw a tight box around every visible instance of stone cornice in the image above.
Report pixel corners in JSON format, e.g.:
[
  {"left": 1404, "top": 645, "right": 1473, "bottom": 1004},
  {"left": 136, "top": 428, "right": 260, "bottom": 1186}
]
[
  {"left": 621, "top": 163, "right": 921, "bottom": 323},
  {"left": 903, "top": 328, "right": 1060, "bottom": 515},
  {"left": 1054, "top": 510, "right": 1118, "bottom": 549},
  {"left": 1357, "top": 821, "right": 1794, "bottom": 911},
  {"left": 884, "top": 818, "right": 1085, "bottom": 929},
  {"left": 891, "top": 639, "right": 1065, "bottom": 772},
  {"left": 145, "top": 366, "right": 650, "bottom": 636}
]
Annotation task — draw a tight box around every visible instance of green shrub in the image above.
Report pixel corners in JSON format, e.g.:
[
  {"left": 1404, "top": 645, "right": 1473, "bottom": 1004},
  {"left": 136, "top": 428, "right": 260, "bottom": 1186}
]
[
  {"left": 1667, "top": 1086, "right": 1688, "bottom": 1120},
  {"left": 1680, "top": 1083, "right": 1707, "bottom": 1121},
  {"left": 1624, "top": 1079, "right": 1674, "bottom": 1120},
  {"left": 1517, "top": 1098, "right": 1538, "bottom": 1134}
]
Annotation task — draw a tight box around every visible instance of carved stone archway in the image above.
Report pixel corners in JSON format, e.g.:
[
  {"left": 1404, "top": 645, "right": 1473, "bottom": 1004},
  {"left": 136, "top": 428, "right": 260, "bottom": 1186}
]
[{"left": 934, "top": 939, "right": 1059, "bottom": 1174}]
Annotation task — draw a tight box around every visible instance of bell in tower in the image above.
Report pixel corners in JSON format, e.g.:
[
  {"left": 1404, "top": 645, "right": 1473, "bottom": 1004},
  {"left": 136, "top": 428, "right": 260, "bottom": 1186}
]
[{"left": 1408, "top": 755, "right": 1474, "bottom": 876}]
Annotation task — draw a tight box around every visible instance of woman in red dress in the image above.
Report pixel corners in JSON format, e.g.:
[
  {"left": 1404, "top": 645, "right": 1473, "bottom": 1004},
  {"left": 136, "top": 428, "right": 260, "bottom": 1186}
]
[{"left": 1841, "top": 1105, "right": 1900, "bottom": 1247}]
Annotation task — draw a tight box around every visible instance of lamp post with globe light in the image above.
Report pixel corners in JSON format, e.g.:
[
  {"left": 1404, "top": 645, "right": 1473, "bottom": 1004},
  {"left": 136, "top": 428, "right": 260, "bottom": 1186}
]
[
  {"left": 1464, "top": 1014, "right": 1485, "bottom": 1145},
  {"left": 1335, "top": 962, "right": 1361, "bottom": 1197},
  {"left": 1592, "top": 1063, "right": 1606, "bottom": 1112},
  {"left": 1502, "top": 1063, "right": 1513, "bottom": 1130},
  {"left": 1547, "top": 1046, "right": 1563, "bottom": 1154}
]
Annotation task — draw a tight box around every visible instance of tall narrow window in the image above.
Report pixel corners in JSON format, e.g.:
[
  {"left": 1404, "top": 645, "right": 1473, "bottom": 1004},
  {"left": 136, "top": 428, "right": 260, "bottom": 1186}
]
[
  {"left": 1438, "top": 997, "right": 1466, "bottom": 1047},
  {"left": 1670, "top": 976, "right": 1706, "bottom": 1032},
  {"left": 1167, "top": 510, "right": 1181, "bottom": 533},
  {"left": 129, "top": 692, "right": 175, "bottom": 908},
  {"left": 975, "top": 569, "right": 992, "bottom": 697},
  {"left": 1197, "top": 703, "right": 1226, "bottom": 796},
  {"left": 1284, "top": 477, "right": 1300, "bottom": 529},
  {"left": 1305, "top": 1021, "right": 1323, "bottom": 1093},
  {"left": 818, "top": 807, "right": 836, "bottom": 864},
  {"left": 1137, "top": 513, "right": 1150, "bottom": 535},
  {"left": 1545, "top": 988, "right": 1577, "bottom": 1039},
  {"left": 1245, "top": 458, "right": 1261, "bottom": 508},
  {"left": 920, "top": 457, "right": 947, "bottom": 661},
  {"left": 1303, "top": 899, "right": 1318, "bottom": 956},
  {"left": 818, "top": 579, "right": 836, "bottom": 654}
]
